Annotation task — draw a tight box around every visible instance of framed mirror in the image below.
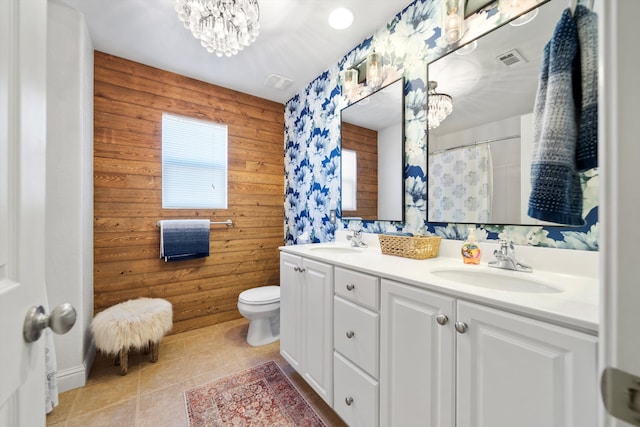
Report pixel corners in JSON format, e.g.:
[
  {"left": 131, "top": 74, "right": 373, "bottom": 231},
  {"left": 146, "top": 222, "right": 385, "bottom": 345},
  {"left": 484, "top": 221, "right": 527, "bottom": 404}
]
[
  {"left": 427, "top": 0, "right": 589, "bottom": 225},
  {"left": 340, "top": 78, "right": 405, "bottom": 221}
]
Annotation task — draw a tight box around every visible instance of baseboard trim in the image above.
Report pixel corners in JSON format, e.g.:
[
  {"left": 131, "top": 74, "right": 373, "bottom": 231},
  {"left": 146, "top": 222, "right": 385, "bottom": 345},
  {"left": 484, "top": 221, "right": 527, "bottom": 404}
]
[{"left": 57, "top": 341, "right": 96, "bottom": 393}]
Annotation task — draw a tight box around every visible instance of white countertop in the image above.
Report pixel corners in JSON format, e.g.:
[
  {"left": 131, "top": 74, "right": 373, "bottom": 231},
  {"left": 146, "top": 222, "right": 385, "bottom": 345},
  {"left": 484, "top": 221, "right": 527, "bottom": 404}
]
[{"left": 280, "top": 233, "right": 599, "bottom": 334}]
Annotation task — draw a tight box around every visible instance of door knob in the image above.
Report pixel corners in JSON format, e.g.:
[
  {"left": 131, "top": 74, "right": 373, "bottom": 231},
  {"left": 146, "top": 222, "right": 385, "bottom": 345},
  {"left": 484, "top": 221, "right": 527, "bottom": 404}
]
[
  {"left": 23, "top": 303, "right": 77, "bottom": 343},
  {"left": 601, "top": 366, "right": 640, "bottom": 425}
]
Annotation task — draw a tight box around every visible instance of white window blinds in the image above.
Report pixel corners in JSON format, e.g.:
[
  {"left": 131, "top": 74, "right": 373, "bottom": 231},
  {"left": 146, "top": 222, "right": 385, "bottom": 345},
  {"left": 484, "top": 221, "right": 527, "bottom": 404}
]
[
  {"left": 162, "top": 113, "right": 228, "bottom": 209},
  {"left": 342, "top": 149, "right": 357, "bottom": 210}
]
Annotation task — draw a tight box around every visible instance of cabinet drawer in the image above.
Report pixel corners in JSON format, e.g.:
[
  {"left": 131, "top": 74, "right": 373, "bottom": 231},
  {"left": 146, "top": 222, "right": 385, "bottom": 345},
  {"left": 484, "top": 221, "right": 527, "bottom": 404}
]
[
  {"left": 334, "top": 352, "right": 379, "bottom": 427},
  {"left": 334, "top": 296, "right": 379, "bottom": 378},
  {"left": 335, "top": 267, "right": 379, "bottom": 310}
]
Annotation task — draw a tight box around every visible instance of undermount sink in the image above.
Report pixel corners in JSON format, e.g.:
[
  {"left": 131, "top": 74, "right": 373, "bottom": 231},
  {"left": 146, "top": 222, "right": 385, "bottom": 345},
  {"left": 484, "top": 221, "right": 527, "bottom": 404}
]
[
  {"left": 431, "top": 269, "right": 563, "bottom": 294},
  {"left": 308, "top": 245, "right": 364, "bottom": 254}
]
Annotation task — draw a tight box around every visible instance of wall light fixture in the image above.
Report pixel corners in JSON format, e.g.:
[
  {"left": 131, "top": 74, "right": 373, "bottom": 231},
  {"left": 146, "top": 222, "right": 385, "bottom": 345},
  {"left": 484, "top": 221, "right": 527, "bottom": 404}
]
[
  {"left": 442, "top": 0, "right": 465, "bottom": 43},
  {"left": 341, "top": 51, "right": 384, "bottom": 98},
  {"left": 341, "top": 68, "right": 359, "bottom": 98}
]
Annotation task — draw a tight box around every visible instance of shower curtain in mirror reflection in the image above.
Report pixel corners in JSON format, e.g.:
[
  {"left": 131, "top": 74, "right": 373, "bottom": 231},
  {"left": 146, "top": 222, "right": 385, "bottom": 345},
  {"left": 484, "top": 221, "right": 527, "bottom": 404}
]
[{"left": 429, "top": 145, "right": 493, "bottom": 223}]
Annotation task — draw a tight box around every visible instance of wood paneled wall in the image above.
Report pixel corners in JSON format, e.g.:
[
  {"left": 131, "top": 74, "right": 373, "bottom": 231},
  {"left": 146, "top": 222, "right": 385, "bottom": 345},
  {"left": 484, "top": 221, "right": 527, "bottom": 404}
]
[
  {"left": 341, "top": 122, "right": 378, "bottom": 220},
  {"left": 93, "top": 52, "right": 285, "bottom": 334}
]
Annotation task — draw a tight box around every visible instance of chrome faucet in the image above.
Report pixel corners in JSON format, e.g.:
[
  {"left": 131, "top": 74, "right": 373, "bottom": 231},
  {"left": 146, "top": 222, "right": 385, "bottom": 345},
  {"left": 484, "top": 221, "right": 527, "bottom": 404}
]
[
  {"left": 488, "top": 240, "right": 532, "bottom": 273},
  {"left": 346, "top": 230, "right": 368, "bottom": 248}
]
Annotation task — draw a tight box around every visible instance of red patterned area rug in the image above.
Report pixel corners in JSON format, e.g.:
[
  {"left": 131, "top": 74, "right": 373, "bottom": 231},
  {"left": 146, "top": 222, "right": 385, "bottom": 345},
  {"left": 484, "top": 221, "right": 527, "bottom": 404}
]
[{"left": 184, "top": 361, "right": 327, "bottom": 427}]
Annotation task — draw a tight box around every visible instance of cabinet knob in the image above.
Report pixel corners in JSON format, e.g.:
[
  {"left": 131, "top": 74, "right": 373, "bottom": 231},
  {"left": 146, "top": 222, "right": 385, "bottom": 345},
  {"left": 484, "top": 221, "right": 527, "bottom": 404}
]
[
  {"left": 455, "top": 321, "right": 468, "bottom": 334},
  {"left": 436, "top": 314, "right": 449, "bottom": 326},
  {"left": 293, "top": 267, "right": 299, "bottom": 272},
  {"left": 345, "top": 396, "right": 354, "bottom": 406},
  {"left": 346, "top": 283, "right": 355, "bottom": 291},
  {"left": 346, "top": 330, "right": 355, "bottom": 339}
]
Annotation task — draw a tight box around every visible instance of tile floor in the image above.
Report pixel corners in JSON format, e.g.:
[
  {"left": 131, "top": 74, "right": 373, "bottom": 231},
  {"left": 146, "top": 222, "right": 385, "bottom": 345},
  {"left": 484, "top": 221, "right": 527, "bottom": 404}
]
[{"left": 46, "top": 318, "right": 347, "bottom": 427}]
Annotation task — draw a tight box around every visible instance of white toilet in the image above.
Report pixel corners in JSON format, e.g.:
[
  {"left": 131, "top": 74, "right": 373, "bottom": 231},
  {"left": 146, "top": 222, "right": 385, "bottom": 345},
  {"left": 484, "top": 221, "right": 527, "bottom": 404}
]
[{"left": 237, "top": 285, "right": 280, "bottom": 346}]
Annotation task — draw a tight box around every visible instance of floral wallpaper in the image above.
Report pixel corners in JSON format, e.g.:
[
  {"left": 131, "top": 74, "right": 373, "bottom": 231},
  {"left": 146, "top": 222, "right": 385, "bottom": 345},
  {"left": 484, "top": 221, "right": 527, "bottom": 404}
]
[{"left": 284, "top": 0, "right": 598, "bottom": 251}]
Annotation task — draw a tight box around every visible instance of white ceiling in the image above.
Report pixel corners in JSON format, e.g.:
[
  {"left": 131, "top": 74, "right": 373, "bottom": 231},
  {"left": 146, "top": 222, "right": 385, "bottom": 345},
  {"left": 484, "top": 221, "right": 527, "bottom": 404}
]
[{"left": 58, "top": 0, "right": 414, "bottom": 104}]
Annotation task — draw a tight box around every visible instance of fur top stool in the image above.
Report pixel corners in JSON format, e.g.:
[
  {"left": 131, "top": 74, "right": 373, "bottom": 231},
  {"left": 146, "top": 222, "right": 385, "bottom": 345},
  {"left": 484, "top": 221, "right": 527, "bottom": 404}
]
[{"left": 91, "top": 297, "right": 172, "bottom": 375}]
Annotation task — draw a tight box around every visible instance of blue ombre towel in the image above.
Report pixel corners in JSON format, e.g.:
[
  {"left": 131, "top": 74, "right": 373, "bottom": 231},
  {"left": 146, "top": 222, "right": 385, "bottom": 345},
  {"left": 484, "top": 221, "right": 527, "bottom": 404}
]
[
  {"left": 528, "top": 8, "right": 585, "bottom": 226},
  {"left": 159, "top": 219, "right": 210, "bottom": 262}
]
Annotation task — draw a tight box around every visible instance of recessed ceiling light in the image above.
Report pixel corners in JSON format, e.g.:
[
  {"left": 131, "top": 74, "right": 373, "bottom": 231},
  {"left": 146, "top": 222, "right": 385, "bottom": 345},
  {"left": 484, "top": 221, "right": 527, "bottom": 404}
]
[{"left": 328, "top": 7, "right": 354, "bottom": 30}]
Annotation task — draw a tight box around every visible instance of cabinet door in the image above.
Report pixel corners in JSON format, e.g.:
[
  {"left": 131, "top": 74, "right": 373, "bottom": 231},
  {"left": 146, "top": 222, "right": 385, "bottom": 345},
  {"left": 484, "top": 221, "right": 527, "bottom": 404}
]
[
  {"left": 380, "top": 279, "right": 455, "bottom": 427},
  {"left": 456, "top": 300, "right": 598, "bottom": 427},
  {"left": 279, "top": 252, "right": 302, "bottom": 371},
  {"left": 302, "top": 257, "right": 334, "bottom": 406}
]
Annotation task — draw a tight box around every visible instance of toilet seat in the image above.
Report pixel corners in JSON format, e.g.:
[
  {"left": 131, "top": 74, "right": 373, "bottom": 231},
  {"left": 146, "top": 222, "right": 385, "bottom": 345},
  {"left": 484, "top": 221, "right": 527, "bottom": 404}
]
[{"left": 239, "top": 286, "right": 280, "bottom": 305}]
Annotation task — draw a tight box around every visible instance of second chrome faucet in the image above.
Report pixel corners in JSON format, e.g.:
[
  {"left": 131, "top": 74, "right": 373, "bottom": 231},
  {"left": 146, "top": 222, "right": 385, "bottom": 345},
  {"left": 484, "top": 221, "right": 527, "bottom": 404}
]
[
  {"left": 346, "top": 230, "right": 368, "bottom": 248},
  {"left": 488, "top": 240, "right": 532, "bottom": 273}
]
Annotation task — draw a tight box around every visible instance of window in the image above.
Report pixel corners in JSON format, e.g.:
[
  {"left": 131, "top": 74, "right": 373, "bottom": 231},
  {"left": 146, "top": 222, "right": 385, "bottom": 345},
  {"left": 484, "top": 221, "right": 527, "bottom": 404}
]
[
  {"left": 342, "top": 149, "right": 357, "bottom": 210},
  {"left": 162, "top": 113, "right": 228, "bottom": 209}
]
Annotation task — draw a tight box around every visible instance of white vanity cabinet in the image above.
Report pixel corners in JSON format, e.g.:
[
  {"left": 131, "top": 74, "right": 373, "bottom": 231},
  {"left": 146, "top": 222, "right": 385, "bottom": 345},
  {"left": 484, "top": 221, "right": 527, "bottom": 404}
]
[
  {"left": 332, "top": 267, "right": 380, "bottom": 427},
  {"left": 380, "top": 278, "right": 598, "bottom": 427},
  {"left": 279, "top": 252, "right": 334, "bottom": 406}
]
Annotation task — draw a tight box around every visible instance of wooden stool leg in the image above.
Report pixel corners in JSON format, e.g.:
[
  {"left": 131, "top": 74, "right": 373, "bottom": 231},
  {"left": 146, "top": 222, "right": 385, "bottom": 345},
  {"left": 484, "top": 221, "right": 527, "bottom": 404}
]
[
  {"left": 150, "top": 340, "right": 159, "bottom": 363},
  {"left": 119, "top": 348, "right": 129, "bottom": 375}
]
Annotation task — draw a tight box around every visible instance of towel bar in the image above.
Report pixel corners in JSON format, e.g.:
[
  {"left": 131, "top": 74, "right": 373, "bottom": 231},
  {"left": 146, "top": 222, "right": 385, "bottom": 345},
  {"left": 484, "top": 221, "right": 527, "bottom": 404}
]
[{"left": 156, "top": 219, "right": 233, "bottom": 227}]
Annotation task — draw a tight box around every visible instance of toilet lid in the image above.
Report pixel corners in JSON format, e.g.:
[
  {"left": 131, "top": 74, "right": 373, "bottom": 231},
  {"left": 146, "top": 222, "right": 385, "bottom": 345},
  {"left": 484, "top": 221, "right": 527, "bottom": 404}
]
[{"left": 239, "top": 286, "right": 280, "bottom": 304}]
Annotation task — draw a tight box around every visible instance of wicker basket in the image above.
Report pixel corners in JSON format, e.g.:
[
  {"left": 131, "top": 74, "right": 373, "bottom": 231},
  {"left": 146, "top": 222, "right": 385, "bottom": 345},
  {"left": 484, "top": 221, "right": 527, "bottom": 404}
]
[{"left": 378, "top": 234, "right": 441, "bottom": 260}]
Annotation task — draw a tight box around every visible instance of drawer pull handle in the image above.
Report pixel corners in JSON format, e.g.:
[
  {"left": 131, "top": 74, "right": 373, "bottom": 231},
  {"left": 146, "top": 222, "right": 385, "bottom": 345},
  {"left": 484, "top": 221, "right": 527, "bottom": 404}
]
[
  {"left": 455, "top": 321, "right": 468, "bottom": 334},
  {"left": 345, "top": 396, "right": 354, "bottom": 406},
  {"left": 346, "top": 330, "right": 355, "bottom": 339},
  {"left": 436, "top": 314, "right": 449, "bottom": 326},
  {"left": 346, "top": 283, "right": 355, "bottom": 291}
]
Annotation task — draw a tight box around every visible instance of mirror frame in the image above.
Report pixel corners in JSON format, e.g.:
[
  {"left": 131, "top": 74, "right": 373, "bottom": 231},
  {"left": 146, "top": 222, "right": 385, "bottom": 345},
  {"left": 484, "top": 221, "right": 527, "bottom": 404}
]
[
  {"left": 425, "top": 0, "right": 587, "bottom": 227},
  {"left": 340, "top": 77, "right": 405, "bottom": 222}
]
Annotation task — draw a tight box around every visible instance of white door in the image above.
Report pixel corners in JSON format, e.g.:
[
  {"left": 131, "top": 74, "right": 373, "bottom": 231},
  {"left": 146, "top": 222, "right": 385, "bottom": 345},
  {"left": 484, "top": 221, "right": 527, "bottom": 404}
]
[
  {"left": 599, "top": 2, "right": 640, "bottom": 426},
  {"left": 0, "top": 0, "right": 49, "bottom": 426}
]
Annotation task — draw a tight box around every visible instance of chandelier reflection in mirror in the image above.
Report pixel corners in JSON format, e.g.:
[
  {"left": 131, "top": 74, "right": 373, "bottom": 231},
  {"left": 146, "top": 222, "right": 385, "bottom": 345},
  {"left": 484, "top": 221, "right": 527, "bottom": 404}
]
[
  {"left": 175, "top": 0, "right": 260, "bottom": 57},
  {"left": 427, "top": 81, "right": 453, "bottom": 129}
]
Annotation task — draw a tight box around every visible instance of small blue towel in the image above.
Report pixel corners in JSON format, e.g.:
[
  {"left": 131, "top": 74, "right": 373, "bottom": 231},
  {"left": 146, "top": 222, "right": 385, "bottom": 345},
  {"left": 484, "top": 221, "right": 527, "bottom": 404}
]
[{"left": 159, "top": 220, "right": 210, "bottom": 262}]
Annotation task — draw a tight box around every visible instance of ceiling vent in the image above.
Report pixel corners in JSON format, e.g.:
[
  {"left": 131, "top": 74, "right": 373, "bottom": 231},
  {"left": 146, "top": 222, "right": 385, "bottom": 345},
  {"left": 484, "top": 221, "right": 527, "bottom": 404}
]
[
  {"left": 264, "top": 74, "right": 294, "bottom": 91},
  {"left": 496, "top": 49, "right": 527, "bottom": 67}
]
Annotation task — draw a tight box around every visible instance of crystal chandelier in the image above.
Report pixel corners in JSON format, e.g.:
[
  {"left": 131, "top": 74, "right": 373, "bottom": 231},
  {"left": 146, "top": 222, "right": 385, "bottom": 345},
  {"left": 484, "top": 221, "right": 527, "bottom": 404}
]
[
  {"left": 427, "top": 81, "right": 453, "bottom": 129},
  {"left": 175, "top": 0, "right": 260, "bottom": 57}
]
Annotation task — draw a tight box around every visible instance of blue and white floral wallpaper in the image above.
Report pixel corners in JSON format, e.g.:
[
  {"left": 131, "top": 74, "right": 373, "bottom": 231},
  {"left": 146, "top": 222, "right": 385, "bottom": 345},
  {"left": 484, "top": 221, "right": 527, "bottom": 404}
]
[{"left": 283, "top": 0, "right": 598, "bottom": 251}]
